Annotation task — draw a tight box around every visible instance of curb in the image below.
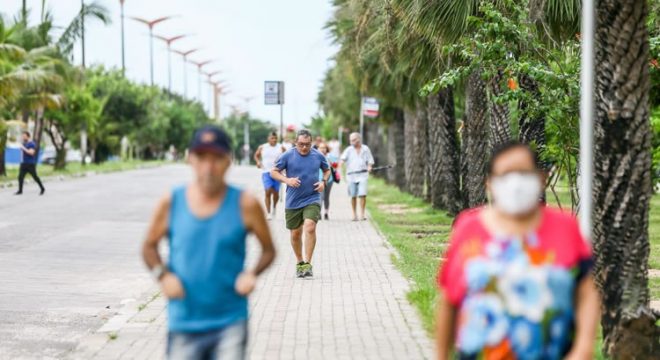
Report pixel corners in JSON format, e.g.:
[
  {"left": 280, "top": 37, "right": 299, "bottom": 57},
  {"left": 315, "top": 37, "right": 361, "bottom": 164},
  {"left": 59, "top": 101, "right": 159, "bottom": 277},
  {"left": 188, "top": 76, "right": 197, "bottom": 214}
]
[{"left": 0, "top": 163, "right": 165, "bottom": 189}]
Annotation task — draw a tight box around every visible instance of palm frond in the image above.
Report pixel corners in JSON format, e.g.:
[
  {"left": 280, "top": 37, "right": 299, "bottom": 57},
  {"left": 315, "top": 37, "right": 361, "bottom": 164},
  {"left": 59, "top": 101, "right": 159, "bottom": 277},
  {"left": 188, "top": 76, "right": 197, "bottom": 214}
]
[{"left": 56, "top": 1, "right": 111, "bottom": 56}]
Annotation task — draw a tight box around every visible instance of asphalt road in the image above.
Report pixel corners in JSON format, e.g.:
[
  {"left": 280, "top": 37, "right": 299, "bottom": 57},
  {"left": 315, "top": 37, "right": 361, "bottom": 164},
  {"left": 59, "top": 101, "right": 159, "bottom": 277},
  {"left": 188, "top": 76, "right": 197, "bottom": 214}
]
[{"left": 0, "top": 164, "right": 195, "bottom": 359}]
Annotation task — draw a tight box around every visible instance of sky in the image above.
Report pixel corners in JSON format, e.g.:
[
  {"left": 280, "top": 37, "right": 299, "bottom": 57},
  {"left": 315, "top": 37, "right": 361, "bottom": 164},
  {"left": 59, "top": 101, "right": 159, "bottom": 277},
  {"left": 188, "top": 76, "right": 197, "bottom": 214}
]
[{"left": 2, "top": 0, "right": 338, "bottom": 128}]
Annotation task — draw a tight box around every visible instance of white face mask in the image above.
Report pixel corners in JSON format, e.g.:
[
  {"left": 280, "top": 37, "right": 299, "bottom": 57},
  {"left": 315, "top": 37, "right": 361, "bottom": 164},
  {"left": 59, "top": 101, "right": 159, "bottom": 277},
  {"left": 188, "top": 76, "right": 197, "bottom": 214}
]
[{"left": 490, "top": 172, "right": 542, "bottom": 215}]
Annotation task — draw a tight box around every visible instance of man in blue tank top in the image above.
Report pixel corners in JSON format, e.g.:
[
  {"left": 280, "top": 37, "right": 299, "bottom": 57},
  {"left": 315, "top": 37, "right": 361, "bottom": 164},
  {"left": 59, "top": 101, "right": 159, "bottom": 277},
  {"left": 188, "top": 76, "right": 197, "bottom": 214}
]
[
  {"left": 142, "top": 125, "right": 276, "bottom": 359},
  {"left": 270, "top": 129, "right": 330, "bottom": 278}
]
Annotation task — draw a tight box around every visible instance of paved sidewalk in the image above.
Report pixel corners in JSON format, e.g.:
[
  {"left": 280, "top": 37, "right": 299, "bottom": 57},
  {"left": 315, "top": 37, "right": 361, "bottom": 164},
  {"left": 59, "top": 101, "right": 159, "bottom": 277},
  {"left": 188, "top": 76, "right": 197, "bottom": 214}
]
[{"left": 70, "top": 167, "right": 433, "bottom": 359}]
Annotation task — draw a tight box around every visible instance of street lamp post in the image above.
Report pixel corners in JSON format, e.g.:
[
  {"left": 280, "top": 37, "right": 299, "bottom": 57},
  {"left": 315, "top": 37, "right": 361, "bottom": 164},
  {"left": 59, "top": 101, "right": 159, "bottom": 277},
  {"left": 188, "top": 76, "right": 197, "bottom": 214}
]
[
  {"left": 172, "top": 48, "right": 199, "bottom": 97},
  {"left": 81, "top": 0, "right": 86, "bottom": 68},
  {"left": 204, "top": 70, "right": 221, "bottom": 116},
  {"left": 119, "top": 0, "right": 126, "bottom": 74},
  {"left": 190, "top": 59, "right": 214, "bottom": 103},
  {"left": 209, "top": 82, "right": 229, "bottom": 121},
  {"left": 154, "top": 34, "right": 188, "bottom": 94},
  {"left": 130, "top": 16, "right": 174, "bottom": 86}
]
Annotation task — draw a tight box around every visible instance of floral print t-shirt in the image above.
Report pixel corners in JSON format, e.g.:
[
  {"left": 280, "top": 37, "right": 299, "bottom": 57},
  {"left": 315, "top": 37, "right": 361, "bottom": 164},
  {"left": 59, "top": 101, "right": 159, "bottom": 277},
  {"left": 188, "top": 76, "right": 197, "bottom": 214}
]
[{"left": 438, "top": 207, "right": 593, "bottom": 359}]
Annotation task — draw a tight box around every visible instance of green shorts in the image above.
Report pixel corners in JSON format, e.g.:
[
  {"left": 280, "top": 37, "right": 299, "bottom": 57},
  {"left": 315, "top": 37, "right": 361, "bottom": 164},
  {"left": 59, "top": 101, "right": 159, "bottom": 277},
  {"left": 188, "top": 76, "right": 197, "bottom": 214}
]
[{"left": 285, "top": 203, "right": 321, "bottom": 230}]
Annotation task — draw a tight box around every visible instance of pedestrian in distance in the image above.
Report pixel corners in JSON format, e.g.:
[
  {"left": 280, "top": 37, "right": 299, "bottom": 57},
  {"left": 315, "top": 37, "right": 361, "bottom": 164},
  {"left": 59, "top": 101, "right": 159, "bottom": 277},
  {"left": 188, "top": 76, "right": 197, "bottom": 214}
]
[
  {"left": 436, "top": 142, "right": 600, "bottom": 360},
  {"left": 317, "top": 142, "right": 339, "bottom": 220},
  {"left": 15, "top": 131, "right": 45, "bottom": 196},
  {"left": 254, "top": 132, "right": 286, "bottom": 220},
  {"left": 142, "top": 125, "right": 276, "bottom": 360},
  {"left": 270, "top": 129, "right": 331, "bottom": 278},
  {"left": 340, "top": 132, "right": 374, "bottom": 221}
]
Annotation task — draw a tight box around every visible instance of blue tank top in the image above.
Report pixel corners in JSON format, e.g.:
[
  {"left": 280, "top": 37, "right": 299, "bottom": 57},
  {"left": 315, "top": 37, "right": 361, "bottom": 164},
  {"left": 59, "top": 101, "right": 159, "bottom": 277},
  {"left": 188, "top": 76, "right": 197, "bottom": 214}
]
[{"left": 167, "top": 185, "right": 248, "bottom": 332}]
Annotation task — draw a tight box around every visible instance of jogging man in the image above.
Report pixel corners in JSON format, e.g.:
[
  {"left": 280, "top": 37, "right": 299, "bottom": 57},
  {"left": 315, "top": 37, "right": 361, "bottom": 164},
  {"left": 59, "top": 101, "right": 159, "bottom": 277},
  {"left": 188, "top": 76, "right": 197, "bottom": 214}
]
[
  {"left": 254, "top": 132, "right": 285, "bottom": 220},
  {"left": 142, "top": 125, "right": 276, "bottom": 359},
  {"left": 341, "top": 132, "right": 374, "bottom": 221},
  {"left": 15, "top": 131, "right": 45, "bottom": 195},
  {"left": 270, "top": 129, "right": 330, "bottom": 278}
]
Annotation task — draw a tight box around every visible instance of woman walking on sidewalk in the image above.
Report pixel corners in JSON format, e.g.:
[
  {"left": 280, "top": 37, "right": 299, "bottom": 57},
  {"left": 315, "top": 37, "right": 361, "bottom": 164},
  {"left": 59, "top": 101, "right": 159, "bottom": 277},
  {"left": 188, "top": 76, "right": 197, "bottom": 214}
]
[
  {"left": 435, "top": 142, "right": 600, "bottom": 359},
  {"left": 318, "top": 142, "right": 338, "bottom": 220}
]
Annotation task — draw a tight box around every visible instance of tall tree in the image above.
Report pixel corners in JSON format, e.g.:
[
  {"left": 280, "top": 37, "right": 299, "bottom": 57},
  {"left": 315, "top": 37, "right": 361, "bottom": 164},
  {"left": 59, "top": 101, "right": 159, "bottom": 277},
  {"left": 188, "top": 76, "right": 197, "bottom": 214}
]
[
  {"left": 463, "top": 69, "right": 490, "bottom": 207},
  {"left": 592, "top": 0, "right": 660, "bottom": 356},
  {"left": 404, "top": 105, "right": 426, "bottom": 197},
  {"left": 427, "top": 87, "right": 461, "bottom": 214}
]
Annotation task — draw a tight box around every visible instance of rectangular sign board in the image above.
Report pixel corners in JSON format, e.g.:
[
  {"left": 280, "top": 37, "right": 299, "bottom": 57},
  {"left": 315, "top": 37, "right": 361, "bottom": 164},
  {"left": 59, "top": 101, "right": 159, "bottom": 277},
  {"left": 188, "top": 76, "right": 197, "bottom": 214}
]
[
  {"left": 362, "top": 97, "right": 380, "bottom": 118},
  {"left": 265, "top": 81, "right": 285, "bottom": 105}
]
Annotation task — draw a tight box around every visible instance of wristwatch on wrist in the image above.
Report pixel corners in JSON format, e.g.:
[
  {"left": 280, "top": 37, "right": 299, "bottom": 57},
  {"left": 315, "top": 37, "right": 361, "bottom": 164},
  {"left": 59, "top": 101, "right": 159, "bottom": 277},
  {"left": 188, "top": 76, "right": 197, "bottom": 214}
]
[{"left": 150, "top": 264, "right": 167, "bottom": 281}]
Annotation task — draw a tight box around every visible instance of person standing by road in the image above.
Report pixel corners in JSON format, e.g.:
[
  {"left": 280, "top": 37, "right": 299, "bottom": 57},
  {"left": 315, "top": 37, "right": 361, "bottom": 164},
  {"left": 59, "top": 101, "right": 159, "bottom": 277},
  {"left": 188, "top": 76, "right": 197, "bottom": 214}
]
[
  {"left": 270, "top": 129, "right": 330, "bottom": 278},
  {"left": 142, "top": 125, "right": 276, "bottom": 359},
  {"left": 340, "top": 132, "right": 374, "bottom": 221},
  {"left": 15, "top": 131, "right": 45, "bottom": 196},
  {"left": 254, "top": 132, "right": 285, "bottom": 220}
]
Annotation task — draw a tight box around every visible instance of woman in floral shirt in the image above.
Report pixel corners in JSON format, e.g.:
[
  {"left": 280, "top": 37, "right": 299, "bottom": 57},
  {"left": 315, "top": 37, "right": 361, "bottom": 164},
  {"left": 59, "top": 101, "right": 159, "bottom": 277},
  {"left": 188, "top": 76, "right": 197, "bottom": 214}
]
[{"left": 436, "top": 142, "right": 600, "bottom": 360}]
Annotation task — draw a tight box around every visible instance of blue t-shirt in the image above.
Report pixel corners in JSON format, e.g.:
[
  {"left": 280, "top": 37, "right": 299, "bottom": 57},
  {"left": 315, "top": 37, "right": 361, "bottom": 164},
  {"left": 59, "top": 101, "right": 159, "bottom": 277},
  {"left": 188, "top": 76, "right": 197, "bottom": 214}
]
[
  {"left": 275, "top": 148, "right": 329, "bottom": 209},
  {"left": 22, "top": 141, "right": 36, "bottom": 164}
]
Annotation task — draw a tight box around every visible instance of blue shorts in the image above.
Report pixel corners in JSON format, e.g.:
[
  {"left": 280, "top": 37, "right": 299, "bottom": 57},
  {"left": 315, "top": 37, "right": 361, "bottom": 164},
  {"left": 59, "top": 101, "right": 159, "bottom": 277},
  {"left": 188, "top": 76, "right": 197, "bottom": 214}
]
[
  {"left": 262, "top": 172, "right": 281, "bottom": 192},
  {"left": 167, "top": 320, "right": 247, "bottom": 360},
  {"left": 348, "top": 180, "right": 368, "bottom": 197}
]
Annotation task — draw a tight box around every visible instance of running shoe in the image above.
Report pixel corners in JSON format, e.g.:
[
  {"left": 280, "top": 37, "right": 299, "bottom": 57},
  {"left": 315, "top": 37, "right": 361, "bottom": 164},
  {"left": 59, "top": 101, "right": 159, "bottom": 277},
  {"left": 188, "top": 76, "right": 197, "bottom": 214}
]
[
  {"left": 302, "top": 263, "right": 313, "bottom": 278},
  {"left": 296, "top": 262, "right": 306, "bottom": 278}
]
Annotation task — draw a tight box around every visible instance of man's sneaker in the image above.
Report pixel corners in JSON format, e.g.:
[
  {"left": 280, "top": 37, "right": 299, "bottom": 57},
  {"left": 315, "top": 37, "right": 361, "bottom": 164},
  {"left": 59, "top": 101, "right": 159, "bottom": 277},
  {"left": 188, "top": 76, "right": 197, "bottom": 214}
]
[
  {"left": 302, "top": 263, "right": 313, "bottom": 278},
  {"left": 272, "top": 208, "right": 277, "bottom": 220},
  {"left": 266, "top": 213, "right": 272, "bottom": 221},
  {"left": 296, "top": 262, "right": 306, "bottom": 278}
]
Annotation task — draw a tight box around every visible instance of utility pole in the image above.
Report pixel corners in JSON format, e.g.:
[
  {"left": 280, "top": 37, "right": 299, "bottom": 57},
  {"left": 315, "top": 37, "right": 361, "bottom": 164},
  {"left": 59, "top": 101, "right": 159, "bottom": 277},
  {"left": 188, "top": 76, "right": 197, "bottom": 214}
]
[{"left": 579, "top": 0, "right": 595, "bottom": 239}]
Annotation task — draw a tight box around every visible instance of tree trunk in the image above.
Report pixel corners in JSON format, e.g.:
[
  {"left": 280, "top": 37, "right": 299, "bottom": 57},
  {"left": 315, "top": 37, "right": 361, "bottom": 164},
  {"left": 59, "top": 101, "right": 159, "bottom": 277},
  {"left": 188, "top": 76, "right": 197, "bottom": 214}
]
[
  {"left": 45, "top": 120, "right": 67, "bottom": 170},
  {"left": 32, "top": 108, "right": 45, "bottom": 163},
  {"left": 365, "top": 122, "right": 384, "bottom": 180},
  {"left": 404, "top": 105, "right": 426, "bottom": 198},
  {"left": 387, "top": 108, "right": 406, "bottom": 189},
  {"left": 518, "top": 74, "right": 546, "bottom": 166},
  {"left": 519, "top": 74, "right": 548, "bottom": 203},
  {"left": 427, "top": 87, "right": 462, "bottom": 215},
  {"left": 593, "top": 0, "right": 660, "bottom": 357},
  {"left": 488, "top": 69, "right": 511, "bottom": 148},
  {"left": 462, "top": 69, "right": 490, "bottom": 208}
]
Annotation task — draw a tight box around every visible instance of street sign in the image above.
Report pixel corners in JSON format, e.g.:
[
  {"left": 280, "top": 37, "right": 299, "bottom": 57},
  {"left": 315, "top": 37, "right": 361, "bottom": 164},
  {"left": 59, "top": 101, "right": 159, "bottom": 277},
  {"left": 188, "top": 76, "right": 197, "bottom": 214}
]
[
  {"left": 362, "top": 97, "right": 379, "bottom": 118},
  {"left": 264, "top": 81, "right": 285, "bottom": 105}
]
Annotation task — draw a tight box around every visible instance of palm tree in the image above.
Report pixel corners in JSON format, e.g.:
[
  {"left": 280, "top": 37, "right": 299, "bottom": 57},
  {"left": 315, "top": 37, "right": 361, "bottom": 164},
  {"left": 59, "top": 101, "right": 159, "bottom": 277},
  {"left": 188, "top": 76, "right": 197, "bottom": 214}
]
[
  {"left": 592, "top": 0, "right": 660, "bottom": 356},
  {"left": 427, "top": 87, "right": 462, "bottom": 214},
  {"left": 404, "top": 105, "right": 426, "bottom": 197}
]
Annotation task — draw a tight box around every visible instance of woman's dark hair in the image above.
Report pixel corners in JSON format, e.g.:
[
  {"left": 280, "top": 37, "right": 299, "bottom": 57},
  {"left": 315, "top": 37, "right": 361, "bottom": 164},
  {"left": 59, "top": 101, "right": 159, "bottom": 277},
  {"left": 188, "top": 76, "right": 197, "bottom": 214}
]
[
  {"left": 22, "top": 131, "right": 31, "bottom": 138},
  {"left": 487, "top": 141, "right": 540, "bottom": 175}
]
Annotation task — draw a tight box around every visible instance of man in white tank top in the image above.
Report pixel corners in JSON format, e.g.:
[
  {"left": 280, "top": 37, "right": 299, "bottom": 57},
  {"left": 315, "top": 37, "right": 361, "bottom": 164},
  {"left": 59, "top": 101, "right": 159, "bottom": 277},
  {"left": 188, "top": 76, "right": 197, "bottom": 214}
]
[{"left": 254, "top": 132, "right": 286, "bottom": 220}]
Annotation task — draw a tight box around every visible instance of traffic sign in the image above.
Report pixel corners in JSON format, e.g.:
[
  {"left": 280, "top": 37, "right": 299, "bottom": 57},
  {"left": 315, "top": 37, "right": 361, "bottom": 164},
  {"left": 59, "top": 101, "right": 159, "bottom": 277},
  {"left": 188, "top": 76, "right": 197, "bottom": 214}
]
[
  {"left": 362, "top": 97, "right": 379, "bottom": 118},
  {"left": 265, "top": 81, "right": 285, "bottom": 105}
]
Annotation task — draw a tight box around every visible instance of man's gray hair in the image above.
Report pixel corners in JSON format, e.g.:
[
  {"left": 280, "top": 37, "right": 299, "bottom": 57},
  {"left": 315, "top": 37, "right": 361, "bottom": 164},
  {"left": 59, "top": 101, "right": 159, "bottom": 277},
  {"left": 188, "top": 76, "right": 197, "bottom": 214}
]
[
  {"left": 296, "top": 129, "right": 312, "bottom": 140},
  {"left": 350, "top": 132, "right": 361, "bottom": 141}
]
